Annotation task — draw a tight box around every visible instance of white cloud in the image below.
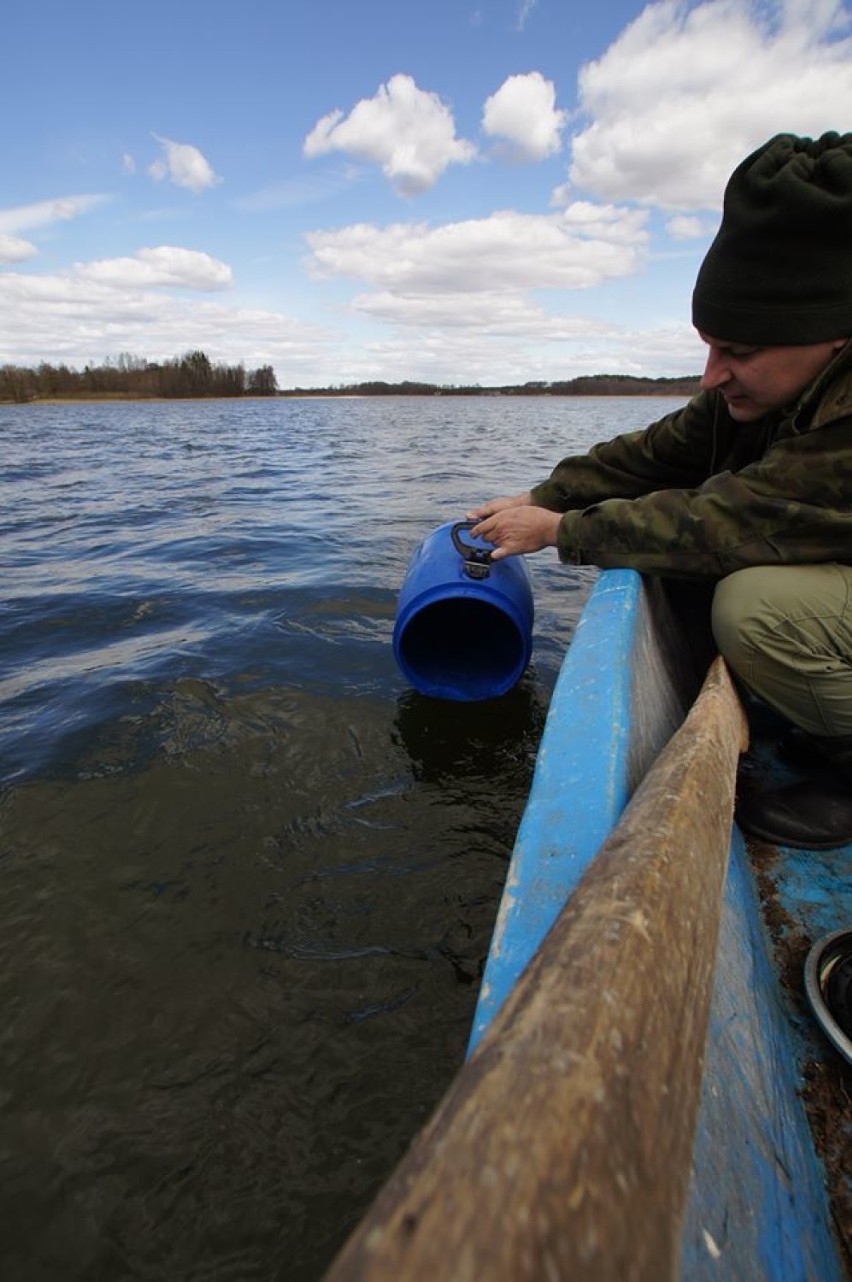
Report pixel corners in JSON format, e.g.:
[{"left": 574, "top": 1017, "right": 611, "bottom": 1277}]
[
  {"left": 579, "top": 323, "right": 706, "bottom": 375},
  {"left": 0, "top": 234, "right": 37, "bottom": 263},
  {"left": 0, "top": 257, "right": 704, "bottom": 388},
  {"left": 322, "top": 318, "right": 704, "bottom": 388},
  {"left": 234, "top": 168, "right": 359, "bottom": 213},
  {"left": 0, "top": 268, "right": 337, "bottom": 377},
  {"left": 148, "top": 135, "right": 221, "bottom": 193},
  {"left": 303, "top": 74, "right": 477, "bottom": 195},
  {"left": 76, "top": 246, "right": 233, "bottom": 291},
  {"left": 0, "top": 194, "right": 109, "bottom": 263},
  {"left": 0, "top": 194, "right": 109, "bottom": 236},
  {"left": 549, "top": 181, "right": 574, "bottom": 207},
  {"left": 516, "top": 0, "right": 539, "bottom": 31},
  {"left": 350, "top": 288, "right": 615, "bottom": 339},
  {"left": 306, "top": 205, "right": 648, "bottom": 295},
  {"left": 122, "top": 152, "right": 136, "bottom": 175},
  {"left": 482, "top": 72, "right": 567, "bottom": 161},
  {"left": 665, "top": 214, "right": 707, "bottom": 240},
  {"left": 569, "top": 0, "right": 852, "bottom": 210},
  {"left": 561, "top": 201, "right": 648, "bottom": 244}
]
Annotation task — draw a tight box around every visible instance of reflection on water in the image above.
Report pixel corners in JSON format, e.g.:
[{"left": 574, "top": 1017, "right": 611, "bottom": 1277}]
[
  {"left": 1, "top": 679, "right": 541, "bottom": 1280},
  {"left": 0, "top": 395, "right": 685, "bottom": 1279},
  {"left": 394, "top": 682, "right": 546, "bottom": 785}
]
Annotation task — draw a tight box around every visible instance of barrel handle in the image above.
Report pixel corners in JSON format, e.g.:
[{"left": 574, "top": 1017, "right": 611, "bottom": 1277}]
[{"left": 451, "top": 521, "right": 492, "bottom": 580}]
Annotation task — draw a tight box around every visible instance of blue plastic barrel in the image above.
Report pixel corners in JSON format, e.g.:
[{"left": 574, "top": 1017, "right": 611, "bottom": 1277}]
[{"left": 392, "top": 520, "right": 534, "bottom": 701}]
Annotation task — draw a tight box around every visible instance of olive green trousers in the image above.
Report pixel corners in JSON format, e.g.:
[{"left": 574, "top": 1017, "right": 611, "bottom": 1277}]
[{"left": 711, "top": 563, "right": 852, "bottom": 757}]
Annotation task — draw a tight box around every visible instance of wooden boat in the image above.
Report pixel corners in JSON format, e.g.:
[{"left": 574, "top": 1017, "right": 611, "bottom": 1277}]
[{"left": 325, "top": 568, "right": 852, "bottom": 1281}]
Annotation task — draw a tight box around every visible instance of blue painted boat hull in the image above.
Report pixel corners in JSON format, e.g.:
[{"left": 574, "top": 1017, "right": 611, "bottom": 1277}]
[
  {"left": 470, "top": 568, "right": 850, "bottom": 1279},
  {"left": 324, "top": 567, "right": 850, "bottom": 1281}
]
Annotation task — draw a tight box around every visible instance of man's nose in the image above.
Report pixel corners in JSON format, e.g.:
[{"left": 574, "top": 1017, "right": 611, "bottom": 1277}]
[{"left": 700, "top": 347, "right": 731, "bottom": 391}]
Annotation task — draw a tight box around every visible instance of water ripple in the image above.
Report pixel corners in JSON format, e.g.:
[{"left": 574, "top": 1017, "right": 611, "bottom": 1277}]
[{"left": 0, "top": 394, "right": 685, "bottom": 1279}]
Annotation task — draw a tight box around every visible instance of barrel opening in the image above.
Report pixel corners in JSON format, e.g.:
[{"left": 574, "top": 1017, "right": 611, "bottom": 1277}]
[{"left": 397, "top": 598, "right": 527, "bottom": 701}]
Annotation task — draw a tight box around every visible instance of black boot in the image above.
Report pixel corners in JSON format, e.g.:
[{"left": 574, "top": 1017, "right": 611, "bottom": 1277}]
[
  {"left": 737, "top": 774, "right": 852, "bottom": 850},
  {"left": 776, "top": 726, "right": 850, "bottom": 771},
  {"left": 776, "top": 726, "right": 835, "bottom": 769}
]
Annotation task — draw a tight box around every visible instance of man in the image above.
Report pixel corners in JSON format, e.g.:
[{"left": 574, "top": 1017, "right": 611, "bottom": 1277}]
[{"left": 470, "top": 131, "right": 852, "bottom": 850}]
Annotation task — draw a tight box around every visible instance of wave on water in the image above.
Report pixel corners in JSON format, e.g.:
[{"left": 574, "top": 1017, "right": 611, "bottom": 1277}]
[{"left": 0, "top": 394, "right": 682, "bottom": 1279}]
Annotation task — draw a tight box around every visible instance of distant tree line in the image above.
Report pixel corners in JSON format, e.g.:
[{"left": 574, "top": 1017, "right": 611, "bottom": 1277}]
[
  {"left": 0, "top": 350, "right": 278, "bottom": 402},
  {"left": 281, "top": 374, "right": 702, "bottom": 398},
  {"left": 1, "top": 358, "right": 701, "bottom": 404}
]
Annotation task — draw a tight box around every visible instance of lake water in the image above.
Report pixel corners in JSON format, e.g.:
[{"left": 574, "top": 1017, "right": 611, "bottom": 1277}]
[{"left": 0, "top": 395, "right": 685, "bottom": 1281}]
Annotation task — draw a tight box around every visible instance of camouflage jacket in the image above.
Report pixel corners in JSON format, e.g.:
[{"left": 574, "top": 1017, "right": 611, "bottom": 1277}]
[{"left": 530, "top": 342, "right": 852, "bottom": 580}]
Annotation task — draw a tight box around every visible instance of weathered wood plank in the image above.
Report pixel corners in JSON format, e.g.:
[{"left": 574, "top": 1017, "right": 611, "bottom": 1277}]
[{"left": 324, "top": 658, "right": 749, "bottom": 1282}]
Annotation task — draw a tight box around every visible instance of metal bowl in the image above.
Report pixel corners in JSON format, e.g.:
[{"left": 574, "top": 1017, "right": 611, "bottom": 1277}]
[{"left": 803, "top": 928, "right": 852, "bottom": 1066}]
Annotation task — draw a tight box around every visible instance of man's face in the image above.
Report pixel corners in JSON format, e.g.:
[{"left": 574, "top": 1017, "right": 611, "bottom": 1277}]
[{"left": 697, "top": 332, "right": 847, "bottom": 422}]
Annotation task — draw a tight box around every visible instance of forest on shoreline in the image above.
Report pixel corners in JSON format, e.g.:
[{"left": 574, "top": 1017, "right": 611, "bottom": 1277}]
[
  {"left": 283, "top": 375, "right": 702, "bottom": 398},
  {"left": 1, "top": 351, "right": 702, "bottom": 404},
  {"left": 0, "top": 351, "right": 278, "bottom": 403}
]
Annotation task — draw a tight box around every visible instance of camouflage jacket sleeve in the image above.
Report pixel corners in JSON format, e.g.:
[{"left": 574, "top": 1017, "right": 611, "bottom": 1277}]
[
  {"left": 529, "top": 391, "right": 852, "bottom": 581},
  {"left": 530, "top": 394, "right": 725, "bottom": 510}
]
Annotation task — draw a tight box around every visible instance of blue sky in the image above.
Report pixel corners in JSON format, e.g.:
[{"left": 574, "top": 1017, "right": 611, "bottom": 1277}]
[{"left": 3, "top": 0, "right": 852, "bottom": 387}]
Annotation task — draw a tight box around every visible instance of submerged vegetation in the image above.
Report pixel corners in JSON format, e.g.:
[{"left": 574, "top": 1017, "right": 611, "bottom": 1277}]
[{"left": 0, "top": 352, "right": 701, "bottom": 403}]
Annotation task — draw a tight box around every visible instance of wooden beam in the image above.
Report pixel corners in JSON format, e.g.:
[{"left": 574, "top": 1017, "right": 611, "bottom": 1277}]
[{"left": 324, "top": 658, "right": 749, "bottom": 1282}]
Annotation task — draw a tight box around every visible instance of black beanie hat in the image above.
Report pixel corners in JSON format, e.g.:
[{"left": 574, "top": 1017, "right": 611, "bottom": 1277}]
[{"left": 692, "top": 131, "right": 852, "bottom": 344}]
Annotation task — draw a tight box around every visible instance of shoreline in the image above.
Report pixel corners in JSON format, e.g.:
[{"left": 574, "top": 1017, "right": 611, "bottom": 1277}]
[{"left": 3, "top": 390, "right": 694, "bottom": 406}]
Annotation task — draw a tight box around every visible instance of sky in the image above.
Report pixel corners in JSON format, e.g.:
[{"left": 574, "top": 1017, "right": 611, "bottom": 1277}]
[{"left": 3, "top": 0, "right": 852, "bottom": 388}]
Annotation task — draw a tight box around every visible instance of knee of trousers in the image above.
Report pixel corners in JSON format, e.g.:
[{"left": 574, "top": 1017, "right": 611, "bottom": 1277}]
[
  {"left": 711, "top": 564, "right": 852, "bottom": 737},
  {"left": 710, "top": 568, "right": 770, "bottom": 679},
  {"left": 711, "top": 562, "right": 852, "bottom": 683}
]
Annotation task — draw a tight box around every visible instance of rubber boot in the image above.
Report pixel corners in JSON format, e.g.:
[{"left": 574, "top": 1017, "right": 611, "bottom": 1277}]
[
  {"left": 737, "top": 734, "right": 852, "bottom": 850},
  {"left": 777, "top": 727, "right": 849, "bottom": 770}
]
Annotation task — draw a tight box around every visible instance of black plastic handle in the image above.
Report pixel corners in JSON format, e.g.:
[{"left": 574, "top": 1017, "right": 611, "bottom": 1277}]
[{"left": 451, "top": 521, "right": 492, "bottom": 579}]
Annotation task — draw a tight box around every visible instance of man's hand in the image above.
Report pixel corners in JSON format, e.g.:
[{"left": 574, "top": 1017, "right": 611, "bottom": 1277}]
[
  {"left": 469, "top": 505, "right": 562, "bottom": 560},
  {"left": 466, "top": 491, "right": 533, "bottom": 520}
]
